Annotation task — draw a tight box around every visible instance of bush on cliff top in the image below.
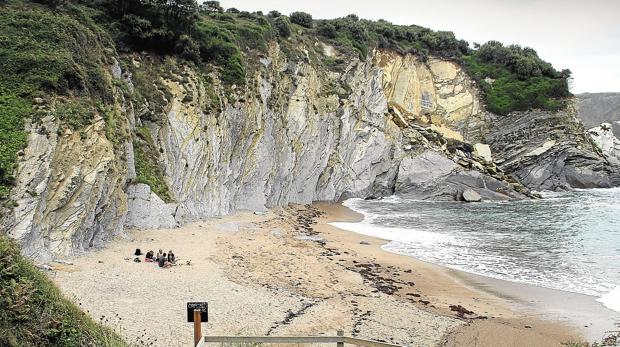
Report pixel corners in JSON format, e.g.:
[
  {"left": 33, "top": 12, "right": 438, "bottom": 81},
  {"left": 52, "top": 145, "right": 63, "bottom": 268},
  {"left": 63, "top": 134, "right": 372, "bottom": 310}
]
[{"left": 0, "top": 234, "right": 127, "bottom": 347}]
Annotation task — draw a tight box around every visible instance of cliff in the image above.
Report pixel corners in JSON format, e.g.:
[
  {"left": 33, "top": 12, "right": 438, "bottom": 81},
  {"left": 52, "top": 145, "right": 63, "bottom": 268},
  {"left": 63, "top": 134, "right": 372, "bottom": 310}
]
[
  {"left": 1, "top": 2, "right": 618, "bottom": 258},
  {"left": 578, "top": 93, "right": 620, "bottom": 137}
]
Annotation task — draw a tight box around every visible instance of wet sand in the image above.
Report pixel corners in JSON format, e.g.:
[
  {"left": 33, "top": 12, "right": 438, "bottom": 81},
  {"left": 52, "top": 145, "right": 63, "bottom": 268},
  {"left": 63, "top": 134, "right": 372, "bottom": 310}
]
[
  {"left": 450, "top": 270, "right": 620, "bottom": 341},
  {"left": 48, "top": 203, "right": 594, "bottom": 346}
]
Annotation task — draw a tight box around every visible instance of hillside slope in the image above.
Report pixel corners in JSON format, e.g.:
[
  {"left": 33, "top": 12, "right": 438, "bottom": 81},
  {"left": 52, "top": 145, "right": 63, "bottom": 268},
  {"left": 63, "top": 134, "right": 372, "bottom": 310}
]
[{"left": 0, "top": 234, "right": 126, "bottom": 346}]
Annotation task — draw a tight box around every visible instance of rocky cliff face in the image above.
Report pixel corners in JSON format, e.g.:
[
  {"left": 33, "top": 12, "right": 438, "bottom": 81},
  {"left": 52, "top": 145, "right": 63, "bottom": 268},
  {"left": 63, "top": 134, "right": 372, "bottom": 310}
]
[
  {"left": 3, "top": 43, "right": 616, "bottom": 258},
  {"left": 486, "top": 102, "right": 620, "bottom": 190},
  {"left": 578, "top": 93, "right": 620, "bottom": 137},
  {"left": 588, "top": 123, "right": 620, "bottom": 166}
]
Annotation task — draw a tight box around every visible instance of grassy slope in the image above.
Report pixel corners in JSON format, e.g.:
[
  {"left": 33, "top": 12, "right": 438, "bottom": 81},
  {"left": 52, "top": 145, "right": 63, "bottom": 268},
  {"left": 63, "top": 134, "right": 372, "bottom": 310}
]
[
  {"left": 0, "top": 0, "right": 174, "bottom": 202},
  {"left": 0, "top": 1, "right": 112, "bottom": 199},
  {"left": 0, "top": 234, "right": 127, "bottom": 346}
]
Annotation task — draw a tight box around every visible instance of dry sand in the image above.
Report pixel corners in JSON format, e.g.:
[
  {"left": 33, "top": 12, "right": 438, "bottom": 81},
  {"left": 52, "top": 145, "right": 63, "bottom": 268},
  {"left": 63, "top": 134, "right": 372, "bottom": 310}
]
[{"left": 49, "top": 203, "right": 589, "bottom": 346}]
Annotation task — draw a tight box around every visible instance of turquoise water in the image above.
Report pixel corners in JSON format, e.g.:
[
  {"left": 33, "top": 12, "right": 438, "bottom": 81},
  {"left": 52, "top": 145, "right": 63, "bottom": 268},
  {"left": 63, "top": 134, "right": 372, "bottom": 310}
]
[{"left": 330, "top": 188, "right": 620, "bottom": 313}]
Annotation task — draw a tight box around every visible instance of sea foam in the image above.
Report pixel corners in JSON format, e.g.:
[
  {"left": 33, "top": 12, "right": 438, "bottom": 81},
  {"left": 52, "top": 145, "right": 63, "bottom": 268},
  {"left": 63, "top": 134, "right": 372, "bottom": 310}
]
[{"left": 597, "top": 286, "right": 620, "bottom": 313}]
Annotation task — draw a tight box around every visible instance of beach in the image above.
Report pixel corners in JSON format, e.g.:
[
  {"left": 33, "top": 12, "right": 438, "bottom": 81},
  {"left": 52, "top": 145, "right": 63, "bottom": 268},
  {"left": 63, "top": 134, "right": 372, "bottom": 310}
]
[{"left": 49, "top": 203, "right": 594, "bottom": 346}]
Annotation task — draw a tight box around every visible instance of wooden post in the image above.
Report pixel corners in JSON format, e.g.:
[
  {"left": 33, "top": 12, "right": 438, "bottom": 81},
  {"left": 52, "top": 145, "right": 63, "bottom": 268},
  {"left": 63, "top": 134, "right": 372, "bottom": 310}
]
[
  {"left": 337, "top": 330, "right": 344, "bottom": 347},
  {"left": 193, "top": 309, "right": 202, "bottom": 347}
]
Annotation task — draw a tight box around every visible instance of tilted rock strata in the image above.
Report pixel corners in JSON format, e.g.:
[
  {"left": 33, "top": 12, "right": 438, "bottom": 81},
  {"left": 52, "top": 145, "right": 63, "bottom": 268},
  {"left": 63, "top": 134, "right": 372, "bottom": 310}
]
[
  {"left": 486, "top": 103, "right": 620, "bottom": 191},
  {"left": 3, "top": 45, "right": 615, "bottom": 258}
]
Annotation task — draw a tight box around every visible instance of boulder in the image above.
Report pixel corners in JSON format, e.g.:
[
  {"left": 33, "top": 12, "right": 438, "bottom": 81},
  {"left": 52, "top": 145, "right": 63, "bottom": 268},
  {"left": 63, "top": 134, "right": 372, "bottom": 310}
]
[
  {"left": 462, "top": 189, "right": 482, "bottom": 202},
  {"left": 124, "top": 184, "right": 177, "bottom": 229},
  {"left": 473, "top": 143, "right": 492, "bottom": 162}
]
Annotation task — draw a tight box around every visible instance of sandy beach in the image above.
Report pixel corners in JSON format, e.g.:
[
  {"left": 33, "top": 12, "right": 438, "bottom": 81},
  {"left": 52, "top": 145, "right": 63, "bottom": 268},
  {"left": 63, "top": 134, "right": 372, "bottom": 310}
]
[{"left": 47, "top": 203, "right": 605, "bottom": 346}]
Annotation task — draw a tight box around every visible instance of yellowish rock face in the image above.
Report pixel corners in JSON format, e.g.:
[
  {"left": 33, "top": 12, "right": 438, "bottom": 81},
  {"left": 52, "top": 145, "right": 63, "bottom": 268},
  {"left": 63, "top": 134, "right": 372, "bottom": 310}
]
[{"left": 375, "top": 50, "right": 481, "bottom": 140}]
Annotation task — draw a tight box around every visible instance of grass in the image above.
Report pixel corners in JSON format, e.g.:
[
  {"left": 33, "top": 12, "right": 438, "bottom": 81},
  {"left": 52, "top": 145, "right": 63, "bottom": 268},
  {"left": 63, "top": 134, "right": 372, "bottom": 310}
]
[
  {"left": 133, "top": 126, "right": 173, "bottom": 203},
  {"left": 0, "top": 91, "right": 30, "bottom": 199},
  {"left": 0, "top": 234, "right": 128, "bottom": 347},
  {"left": 0, "top": 1, "right": 114, "bottom": 200}
]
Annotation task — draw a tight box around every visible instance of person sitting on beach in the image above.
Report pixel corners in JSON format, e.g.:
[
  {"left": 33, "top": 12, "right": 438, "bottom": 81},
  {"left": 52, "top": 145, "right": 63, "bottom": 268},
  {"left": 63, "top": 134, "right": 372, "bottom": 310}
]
[
  {"left": 156, "top": 249, "right": 163, "bottom": 261},
  {"left": 145, "top": 250, "right": 154, "bottom": 262},
  {"left": 167, "top": 250, "right": 175, "bottom": 263},
  {"left": 158, "top": 253, "right": 172, "bottom": 268},
  {"left": 134, "top": 248, "right": 142, "bottom": 256}
]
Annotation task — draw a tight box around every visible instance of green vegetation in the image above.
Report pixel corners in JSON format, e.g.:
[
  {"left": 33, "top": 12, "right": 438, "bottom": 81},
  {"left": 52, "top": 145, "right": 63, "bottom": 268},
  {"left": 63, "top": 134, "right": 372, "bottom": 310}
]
[
  {"left": 0, "top": 234, "right": 127, "bottom": 346},
  {"left": 0, "top": 0, "right": 572, "bottom": 200},
  {"left": 0, "top": 2, "right": 113, "bottom": 199},
  {"left": 290, "top": 11, "right": 313, "bottom": 28},
  {"left": 0, "top": 91, "right": 29, "bottom": 200},
  {"left": 133, "top": 127, "right": 173, "bottom": 202},
  {"left": 463, "top": 41, "right": 571, "bottom": 114}
]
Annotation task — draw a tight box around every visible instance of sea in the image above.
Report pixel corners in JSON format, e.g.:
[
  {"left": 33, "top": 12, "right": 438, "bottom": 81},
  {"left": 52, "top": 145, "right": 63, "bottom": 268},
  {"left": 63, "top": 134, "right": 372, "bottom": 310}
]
[{"left": 330, "top": 188, "right": 620, "bottom": 314}]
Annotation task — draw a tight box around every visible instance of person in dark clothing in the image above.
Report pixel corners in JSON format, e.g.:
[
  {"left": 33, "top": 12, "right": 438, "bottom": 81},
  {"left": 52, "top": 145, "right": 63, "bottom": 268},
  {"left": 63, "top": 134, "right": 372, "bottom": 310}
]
[
  {"left": 167, "top": 250, "right": 175, "bottom": 263},
  {"left": 134, "top": 248, "right": 142, "bottom": 256},
  {"left": 158, "top": 253, "right": 166, "bottom": 268},
  {"left": 145, "top": 250, "right": 154, "bottom": 262}
]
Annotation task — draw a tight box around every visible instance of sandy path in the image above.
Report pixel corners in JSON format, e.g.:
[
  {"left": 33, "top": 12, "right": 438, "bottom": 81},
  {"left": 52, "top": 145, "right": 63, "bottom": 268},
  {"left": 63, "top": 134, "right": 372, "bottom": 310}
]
[{"left": 50, "top": 203, "right": 580, "bottom": 346}]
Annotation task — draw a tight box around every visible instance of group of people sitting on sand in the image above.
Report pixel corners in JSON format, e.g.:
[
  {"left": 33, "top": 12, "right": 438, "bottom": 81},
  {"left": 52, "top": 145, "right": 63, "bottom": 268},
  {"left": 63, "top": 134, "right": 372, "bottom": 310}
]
[{"left": 134, "top": 249, "right": 176, "bottom": 268}]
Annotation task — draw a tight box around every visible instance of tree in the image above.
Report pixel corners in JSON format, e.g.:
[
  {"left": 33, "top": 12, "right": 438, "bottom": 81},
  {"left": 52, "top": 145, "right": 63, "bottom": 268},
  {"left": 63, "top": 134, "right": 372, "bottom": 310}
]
[
  {"left": 35, "top": 0, "right": 68, "bottom": 9},
  {"left": 200, "top": 1, "right": 223, "bottom": 14},
  {"left": 290, "top": 11, "right": 313, "bottom": 28},
  {"left": 268, "top": 10, "right": 281, "bottom": 18}
]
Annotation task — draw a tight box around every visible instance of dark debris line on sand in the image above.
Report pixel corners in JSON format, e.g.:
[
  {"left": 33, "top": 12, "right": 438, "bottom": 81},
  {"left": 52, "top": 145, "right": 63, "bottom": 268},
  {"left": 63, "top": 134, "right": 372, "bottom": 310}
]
[
  {"left": 266, "top": 205, "right": 486, "bottom": 333},
  {"left": 267, "top": 301, "right": 318, "bottom": 335}
]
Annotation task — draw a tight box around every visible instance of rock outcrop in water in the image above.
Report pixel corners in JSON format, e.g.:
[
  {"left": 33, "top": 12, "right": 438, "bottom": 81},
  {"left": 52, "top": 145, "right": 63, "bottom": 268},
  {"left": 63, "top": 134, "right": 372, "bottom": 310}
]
[
  {"left": 578, "top": 93, "right": 620, "bottom": 137},
  {"left": 588, "top": 123, "right": 620, "bottom": 166},
  {"left": 486, "top": 103, "right": 620, "bottom": 191},
  {"left": 2, "top": 35, "right": 618, "bottom": 258}
]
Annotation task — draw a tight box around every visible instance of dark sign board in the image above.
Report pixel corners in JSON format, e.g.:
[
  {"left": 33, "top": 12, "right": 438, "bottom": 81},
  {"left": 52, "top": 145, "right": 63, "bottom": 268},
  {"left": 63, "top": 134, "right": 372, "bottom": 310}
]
[{"left": 187, "top": 302, "right": 208, "bottom": 322}]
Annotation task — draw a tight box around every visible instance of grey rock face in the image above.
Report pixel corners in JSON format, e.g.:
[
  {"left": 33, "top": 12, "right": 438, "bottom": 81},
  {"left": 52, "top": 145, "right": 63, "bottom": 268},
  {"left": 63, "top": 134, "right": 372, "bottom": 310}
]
[
  {"left": 395, "top": 150, "right": 525, "bottom": 201},
  {"left": 149, "top": 48, "right": 405, "bottom": 224},
  {"left": 7, "top": 115, "right": 128, "bottom": 259},
  {"left": 9, "top": 44, "right": 600, "bottom": 258},
  {"left": 588, "top": 124, "right": 620, "bottom": 165},
  {"left": 577, "top": 93, "right": 620, "bottom": 137},
  {"left": 486, "top": 103, "right": 620, "bottom": 191},
  {"left": 125, "top": 184, "right": 177, "bottom": 229}
]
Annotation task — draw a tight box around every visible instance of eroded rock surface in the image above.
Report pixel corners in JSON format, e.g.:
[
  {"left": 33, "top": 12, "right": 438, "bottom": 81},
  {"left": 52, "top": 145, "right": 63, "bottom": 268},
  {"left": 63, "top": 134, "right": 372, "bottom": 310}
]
[
  {"left": 4, "top": 45, "right": 618, "bottom": 258},
  {"left": 486, "top": 104, "right": 620, "bottom": 191}
]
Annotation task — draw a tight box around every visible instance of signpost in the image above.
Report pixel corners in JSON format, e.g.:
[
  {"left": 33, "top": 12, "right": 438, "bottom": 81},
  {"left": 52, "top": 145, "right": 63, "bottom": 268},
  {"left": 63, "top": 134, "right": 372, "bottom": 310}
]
[{"left": 187, "top": 302, "right": 208, "bottom": 346}]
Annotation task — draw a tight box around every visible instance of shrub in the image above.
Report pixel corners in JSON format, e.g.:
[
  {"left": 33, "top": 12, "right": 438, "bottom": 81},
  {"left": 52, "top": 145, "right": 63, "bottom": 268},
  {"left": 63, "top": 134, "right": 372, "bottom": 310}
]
[
  {"left": 317, "top": 21, "right": 337, "bottom": 39},
  {"left": 267, "top": 10, "right": 281, "bottom": 18},
  {"left": 290, "top": 11, "right": 313, "bottom": 28},
  {"left": 175, "top": 34, "right": 201, "bottom": 63},
  {"left": 273, "top": 16, "right": 292, "bottom": 38}
]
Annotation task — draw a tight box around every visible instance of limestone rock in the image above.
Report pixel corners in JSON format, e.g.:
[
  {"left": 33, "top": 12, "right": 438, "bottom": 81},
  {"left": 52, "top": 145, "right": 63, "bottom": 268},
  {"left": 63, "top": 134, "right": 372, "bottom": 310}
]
[
  {"left": 486, "top": 103, "right": 620, "bottom": 191},
  {"left": 124, "top": 184, "right": 177, "bottom": 229},
  {"left": 462, "top": 189, "right": 482, "bottom": 202},
  {"left": 9, "top": 44, "right": 600, "bottom": 258},
  {"left": 473, "top": 143, "right": 492, "bottom": 162},
  {"left": 395, "top": 150, "right": 525, "bottom": 201},
  {"left": 588, "top": 123, "right": 620, "bottom": 165}
]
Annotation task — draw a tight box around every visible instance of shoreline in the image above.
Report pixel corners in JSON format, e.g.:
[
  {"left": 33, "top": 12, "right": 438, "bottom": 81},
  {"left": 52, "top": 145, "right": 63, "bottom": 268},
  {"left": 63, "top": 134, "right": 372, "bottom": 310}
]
[
  {"left": 322, "top": 201, "right": 620, "bottom": 342},
  {"left": 48, "top": 202, "right": 595, "bottom": 346}
]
